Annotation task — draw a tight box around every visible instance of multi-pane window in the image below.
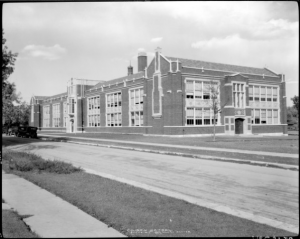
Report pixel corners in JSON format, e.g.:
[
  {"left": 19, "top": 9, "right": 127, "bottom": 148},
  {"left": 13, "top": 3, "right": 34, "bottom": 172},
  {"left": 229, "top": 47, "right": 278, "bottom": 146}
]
[
  {"left": 106, "top": 92, "right": 122, "bottom": 127},
  {"left": 185, "top": 80, "right": 219, "bottom": 126},
  {"left": 88, "top": 96, "right": 100, "bottom": 127},
  {"left": 52, "top": 104, "right": 60, "bottom": 127},
  {"left": 43, "top": 105, "right": 50, "bottom": 127},
  {"left": 249, "top": 85, "right": 278, "bottom": 103},
  {"left": 251, "top": 109, "right": 279, "bottom": 125},
  {"left": 186, "top": 107, "right": 217, "bottom": 125},
  {"left": 249, "top": 85, "right": 279, "bottom": 125},
  {"left": 63, "top": 102, "right": 67, "bottom": 127},
  {"left": 130, "top": 88, "right": 144, "bottom": 126},
  {"left": 233, "top": 83, "right": 245, "bottom": 108},
  {"left": 69, "top": 98, "right": 75, "bottom": 114}
]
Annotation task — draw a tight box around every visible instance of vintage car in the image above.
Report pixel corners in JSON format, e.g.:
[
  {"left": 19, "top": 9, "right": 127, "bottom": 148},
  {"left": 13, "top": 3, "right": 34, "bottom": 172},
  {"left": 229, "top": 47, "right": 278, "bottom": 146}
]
[{"left": 14, "top": 126, "right": 38, "bottom": 138}]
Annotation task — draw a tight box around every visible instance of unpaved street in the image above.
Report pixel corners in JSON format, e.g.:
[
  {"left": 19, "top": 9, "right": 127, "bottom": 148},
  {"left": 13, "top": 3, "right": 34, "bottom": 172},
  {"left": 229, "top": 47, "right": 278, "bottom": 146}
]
[{"left": 4, "top": 136, "right": 299, "bottom": 233}]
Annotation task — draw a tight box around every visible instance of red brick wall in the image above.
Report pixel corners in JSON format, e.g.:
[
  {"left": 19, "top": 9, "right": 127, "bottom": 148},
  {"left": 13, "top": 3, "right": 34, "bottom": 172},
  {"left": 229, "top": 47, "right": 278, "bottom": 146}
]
[{"left": 252, "top": 125, "right": 287, "bottom": 134}]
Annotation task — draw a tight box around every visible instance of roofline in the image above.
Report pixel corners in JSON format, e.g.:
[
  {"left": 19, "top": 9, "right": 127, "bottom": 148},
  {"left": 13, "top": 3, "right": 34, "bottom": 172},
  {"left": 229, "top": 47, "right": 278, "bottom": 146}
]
[
  {"left": 182, "top": 66, "right": 280, "bottom": 78},
  {"left": 90, "top": 72, "right": 145, "bottom": 90},
  {"left": 224, "top": 73, "right": 249, "bottom": 78},
  {"left": 264, "top": 67, "right": 279, "bottom": 76}
]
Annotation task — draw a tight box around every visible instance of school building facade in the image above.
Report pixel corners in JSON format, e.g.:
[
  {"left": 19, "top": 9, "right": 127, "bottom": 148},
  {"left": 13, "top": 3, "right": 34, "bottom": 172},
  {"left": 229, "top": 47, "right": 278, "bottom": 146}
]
[{"left": 29, "top": 47, "right": 288, "bottom": 136}]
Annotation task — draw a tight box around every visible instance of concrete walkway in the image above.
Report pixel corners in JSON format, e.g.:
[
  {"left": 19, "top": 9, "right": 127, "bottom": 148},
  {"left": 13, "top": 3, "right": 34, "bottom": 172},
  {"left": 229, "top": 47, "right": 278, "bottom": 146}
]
[
  {"left": 2, "top": 170, "right": 126, "bottom": 238},
  {"left": 39, "top": 134, "right": 298, "bottom": 159}
]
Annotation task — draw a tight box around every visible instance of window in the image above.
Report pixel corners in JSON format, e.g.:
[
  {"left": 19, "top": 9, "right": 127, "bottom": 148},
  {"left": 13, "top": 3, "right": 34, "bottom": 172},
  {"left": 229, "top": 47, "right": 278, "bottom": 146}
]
[
  {"left": 260, "top": 87, "right": 266, "bottom": 101},
  {"left": 249, "top": 86, "right": 253, "bottom": 101},
  {"left": 43, "top": 105, "right": 50, "bottom": 127},
  {"left": 52, "top": 104, "right": 60, "bottom": 127},
  {"left": 130, "top": 88, "right": 143, "bottom": 126},
  {"left": 203, "top": 108, "right": 211, "bottom": 125},
  {"left": 106, "top": 92, "right": 122, "bottom": 126},
  {"left": 261, "top": 109, "right": 266, "bottom": 124},
  {"left": 255, "top": 109, "right": 260, "bottom": 124},
  {"left": 185, "top": 79, "right": 219, "bottom": 126},
  {"left": 254, "top": 86, "right": 259, "bottom": 101},
  {"left": 63, "top": 102, "right": 67, "bottom": 127},
  {"left": 233, "top": 83, "right": 245, "bottom": 108},
  {"left": 88, "top": 96, "right": 100, "bottom": 127},
  {"left": 272, "top": 87, "right": 278, "bottom": 102},
  {"left": 249, "top": 85, "right": 280, "bottom": 125},
  {"left": 267, "top": 87, "right": 272, "bottom": 102},
  {"left": 267, "top": 110, "right": 272, "bottom": 124},
  {"left": 252, "top": 109, "right": 279, "bottom": 125},
  {"left": 69, "top": 98, "right": 75, "bottom": 114}
]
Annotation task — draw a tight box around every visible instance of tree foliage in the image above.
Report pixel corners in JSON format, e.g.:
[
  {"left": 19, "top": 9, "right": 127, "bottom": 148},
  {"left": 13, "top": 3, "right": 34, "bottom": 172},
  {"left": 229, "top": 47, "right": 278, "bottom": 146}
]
[
  {"left": 291, "top": 95, "right": 299, "bottom": 114},
  {"left": 2, "top": 29, "right": 28, "bottom": 126},
  {"left": 2, "top": 29, "right": 18, "bottom": 88},
  {"left": 205, "top": 81, "right": 229, "bottom": 141}
]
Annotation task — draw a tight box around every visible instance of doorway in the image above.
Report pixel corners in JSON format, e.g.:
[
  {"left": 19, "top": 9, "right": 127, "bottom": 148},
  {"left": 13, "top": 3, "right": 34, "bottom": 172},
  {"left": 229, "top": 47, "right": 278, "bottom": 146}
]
[{"left": 235, "top": 118, "right": 244, "bottom": 134}]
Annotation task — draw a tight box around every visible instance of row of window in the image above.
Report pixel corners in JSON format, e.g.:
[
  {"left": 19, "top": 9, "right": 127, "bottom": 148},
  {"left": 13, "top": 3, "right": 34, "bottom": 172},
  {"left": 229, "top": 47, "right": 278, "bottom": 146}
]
[
  {"left": 88, "top": 96, "right": 100, "bottom": 127},
  {"left": 186, "top": 80, "right": 218, "bottom": 100},
  {"left": 233, "top": 83, "right": 245, "bottom": 108},
  {"left": 41, "top": 83, "right": 281, "bottom": 128},
  {"left": 53, "top": 104, "right": 60, "bottom": 127},
  {"left": 251, "top": 109, "right": 279, "bottom": 124},
  {"left": 186, "top": 107, "right": 218, "bottom": 125},
  {"left": 249, "top": 85, "right": 278, "bottom": 102},
  {"left": 130, "top": 88, "right": 144, "bottom": 126}
]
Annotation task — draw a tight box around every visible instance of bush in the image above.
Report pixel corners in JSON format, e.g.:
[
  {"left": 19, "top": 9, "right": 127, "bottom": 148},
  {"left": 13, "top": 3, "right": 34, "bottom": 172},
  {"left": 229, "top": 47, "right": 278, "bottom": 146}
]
[{"left": 14, "top": 158, "right": 34, "bottom": 172}]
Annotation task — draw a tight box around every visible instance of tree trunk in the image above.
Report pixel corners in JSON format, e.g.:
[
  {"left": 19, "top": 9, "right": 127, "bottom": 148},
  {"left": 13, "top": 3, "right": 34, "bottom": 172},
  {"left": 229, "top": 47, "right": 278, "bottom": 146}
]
[{"left": 213, "top": 113, "right": 216, "bottom": 142}]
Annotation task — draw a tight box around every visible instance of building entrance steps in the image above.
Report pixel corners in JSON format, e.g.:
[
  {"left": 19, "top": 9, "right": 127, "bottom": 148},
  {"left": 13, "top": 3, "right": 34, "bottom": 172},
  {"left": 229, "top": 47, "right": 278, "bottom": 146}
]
[
  {"left": 2, "top": 170, "right": 126, "bottom": 238},
  {"left": 39, "top": 134, "right": 298, "bottom": 159}
]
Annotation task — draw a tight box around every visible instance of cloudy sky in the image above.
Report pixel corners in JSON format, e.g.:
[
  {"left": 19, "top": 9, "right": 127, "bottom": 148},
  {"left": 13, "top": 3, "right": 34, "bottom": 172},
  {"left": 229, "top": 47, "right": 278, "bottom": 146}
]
[{"left": 3, "top": 2, "right": 299, "bottom": 106}]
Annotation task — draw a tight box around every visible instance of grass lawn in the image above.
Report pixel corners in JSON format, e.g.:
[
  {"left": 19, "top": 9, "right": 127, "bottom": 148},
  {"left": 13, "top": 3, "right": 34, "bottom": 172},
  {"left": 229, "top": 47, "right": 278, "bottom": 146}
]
[
  {"left": 39, "top": 132, "right": 299, "bottom": 154},
  {"left": 2, "top": 148, "right": 296, "bottom": 237},
  {"left": 37, "top": 135, "right": 299, "bottom": 166},
  {"left": 2, "top": 209, "right": 40, "bottom": 238}
]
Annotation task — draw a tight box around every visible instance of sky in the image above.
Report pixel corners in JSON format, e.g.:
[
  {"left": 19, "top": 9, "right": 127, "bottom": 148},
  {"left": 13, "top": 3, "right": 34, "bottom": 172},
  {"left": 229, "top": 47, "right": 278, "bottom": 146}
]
[{"left": 3, "top": 2, "right": 299, "bottom": 106}]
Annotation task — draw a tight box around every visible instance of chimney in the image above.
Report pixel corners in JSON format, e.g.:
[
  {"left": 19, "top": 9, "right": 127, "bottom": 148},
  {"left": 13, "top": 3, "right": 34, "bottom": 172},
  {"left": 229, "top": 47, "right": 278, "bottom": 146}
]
[
  {"left": 128, "top": 63, "right": 133, "bottom": 76},
  {"left": 138, "top": 52, "right": 147, "bottom": 72}
]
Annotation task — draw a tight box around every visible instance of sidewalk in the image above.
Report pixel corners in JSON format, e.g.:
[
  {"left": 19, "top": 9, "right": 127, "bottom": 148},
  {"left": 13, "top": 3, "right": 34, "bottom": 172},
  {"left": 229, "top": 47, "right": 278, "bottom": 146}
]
[
  {"left": 39, "top": 133, "right": 298, "bottom": 159},
  {"left": 2, "top": 170, "right": 126, "bottom": 238}
]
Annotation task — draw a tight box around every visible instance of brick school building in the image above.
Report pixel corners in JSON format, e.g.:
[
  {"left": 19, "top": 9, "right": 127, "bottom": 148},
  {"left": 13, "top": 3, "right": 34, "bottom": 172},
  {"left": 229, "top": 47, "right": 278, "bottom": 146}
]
[{"left": 30, "top": 47, "right": 288, "bottom": 136}]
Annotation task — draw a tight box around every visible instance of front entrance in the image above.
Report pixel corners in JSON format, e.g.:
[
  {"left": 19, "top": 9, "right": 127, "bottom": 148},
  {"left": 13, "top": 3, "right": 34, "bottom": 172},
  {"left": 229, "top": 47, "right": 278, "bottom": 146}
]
[{"left": 235, "top": 118, "right": 244, "bottom": 134}]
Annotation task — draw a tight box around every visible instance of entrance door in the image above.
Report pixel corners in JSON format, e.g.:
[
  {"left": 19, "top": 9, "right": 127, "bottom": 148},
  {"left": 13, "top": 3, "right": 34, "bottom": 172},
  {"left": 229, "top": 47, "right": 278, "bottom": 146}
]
[
  {"left": 235, "top": 118, "right": 244, "bottom": 134},
  {"left": 71, "top": 122, "right": 74, "bottom": 132}
]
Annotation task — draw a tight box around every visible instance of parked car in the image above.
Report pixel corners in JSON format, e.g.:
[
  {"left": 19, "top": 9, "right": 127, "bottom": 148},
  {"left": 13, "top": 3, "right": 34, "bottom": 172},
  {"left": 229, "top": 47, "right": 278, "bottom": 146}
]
[{"left": 15, "top": 126, "right": 38, "bottom": 138}]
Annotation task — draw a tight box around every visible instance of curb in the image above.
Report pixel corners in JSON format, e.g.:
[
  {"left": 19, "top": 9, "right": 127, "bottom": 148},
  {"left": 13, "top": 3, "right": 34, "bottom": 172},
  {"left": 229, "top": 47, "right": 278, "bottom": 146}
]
[{"left": 39, "top": 137, "right": 298, "bottom": 171}]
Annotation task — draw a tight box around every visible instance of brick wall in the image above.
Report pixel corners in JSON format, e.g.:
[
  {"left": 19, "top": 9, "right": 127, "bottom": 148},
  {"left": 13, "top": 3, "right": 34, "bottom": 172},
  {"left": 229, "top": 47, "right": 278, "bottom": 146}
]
[{"left": 252, "top": 125, "right": 287, "bottom": 134}]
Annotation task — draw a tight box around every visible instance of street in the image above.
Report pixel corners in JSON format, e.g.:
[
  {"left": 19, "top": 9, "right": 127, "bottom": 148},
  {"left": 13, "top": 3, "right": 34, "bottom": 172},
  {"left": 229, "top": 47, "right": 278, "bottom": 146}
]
[{"left": 3, "top": 136, "right": 299, "bottom": 233}]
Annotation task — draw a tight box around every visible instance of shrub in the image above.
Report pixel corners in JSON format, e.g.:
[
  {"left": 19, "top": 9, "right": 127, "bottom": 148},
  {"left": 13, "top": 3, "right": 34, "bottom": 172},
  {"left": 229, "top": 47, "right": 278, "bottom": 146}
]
[
  {"left": 2, "top": 149, "right": 82, "bottom": 174},
  {"left": 14, "top": 158, "right": 34, "bottom": 172}
]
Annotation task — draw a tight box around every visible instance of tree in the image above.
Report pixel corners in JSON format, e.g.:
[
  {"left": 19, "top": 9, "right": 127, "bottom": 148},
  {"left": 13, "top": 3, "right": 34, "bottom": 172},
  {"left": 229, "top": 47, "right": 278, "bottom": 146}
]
[
  {"left": 2, "top": 29, "right": 18, "bottom": 88},
  {"left": 2, "top": 82, "right": 22, "bottom": 125},
  {"left": 291, "top": 95, "right": 299, "bottom": 115},
  {"left": 205, "top": 81, "right": 229, "bottom": 142}
]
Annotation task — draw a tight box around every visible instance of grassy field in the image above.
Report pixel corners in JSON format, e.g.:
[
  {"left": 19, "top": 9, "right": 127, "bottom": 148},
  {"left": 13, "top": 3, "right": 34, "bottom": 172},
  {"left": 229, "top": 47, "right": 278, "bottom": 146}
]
[
  {"left": 39, "top": 132, "right": 299, "bottom": 154},
  {"left": 34, "top": 134, "right": 299, "bottom": 166},
  {"left": 2, "top": 209, "right": 40, "bottom": 238},
  {"left": 2, "top": 147, "right": 296, "bottom": 237}
]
